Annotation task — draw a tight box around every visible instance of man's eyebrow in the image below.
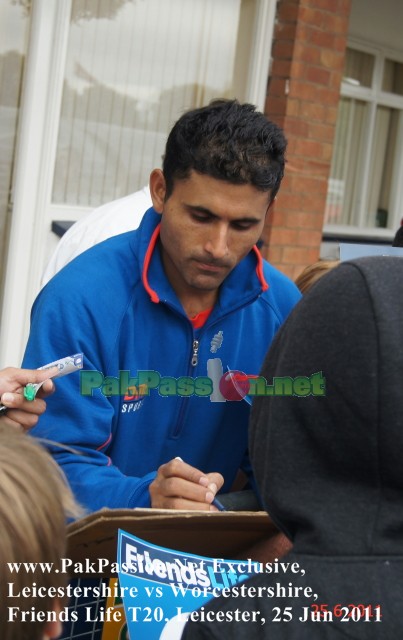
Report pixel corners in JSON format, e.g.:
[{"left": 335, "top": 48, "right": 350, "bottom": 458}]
[{"left": 184, "top": 204, "right": 261, "bottom": 223}]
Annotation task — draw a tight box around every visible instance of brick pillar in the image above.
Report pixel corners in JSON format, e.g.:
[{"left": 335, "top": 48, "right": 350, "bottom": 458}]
[{"left": 262, "top": 0, "right": 352, "bottom": 279}]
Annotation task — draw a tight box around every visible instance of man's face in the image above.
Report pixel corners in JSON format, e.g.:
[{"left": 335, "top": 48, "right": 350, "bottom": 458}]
[{"left": 150, "top": 170, "right": 272, "bottom": 303}]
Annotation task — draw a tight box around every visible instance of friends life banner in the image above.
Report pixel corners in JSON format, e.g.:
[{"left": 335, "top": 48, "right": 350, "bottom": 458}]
[{"left": 117, "top": 529, "right": 258, "bottom": 639}]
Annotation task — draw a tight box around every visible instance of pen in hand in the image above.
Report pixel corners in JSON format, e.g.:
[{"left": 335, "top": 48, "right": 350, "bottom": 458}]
[
  {"left": 211, "top": 496, "right": 226, "bottom": 511},
  {"left": 175, "top": 456, "right": 226, "bottom": 511}
]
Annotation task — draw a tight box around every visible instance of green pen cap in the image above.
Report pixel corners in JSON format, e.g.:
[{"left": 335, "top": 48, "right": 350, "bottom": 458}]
[{"left": 23, "top": 384, "right": 37, "bottom": 402}]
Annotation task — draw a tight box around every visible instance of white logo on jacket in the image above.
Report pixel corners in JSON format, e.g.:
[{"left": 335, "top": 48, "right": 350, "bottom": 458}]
[{"left": 210, "top": 331, "right": 223, "bottom": 353}]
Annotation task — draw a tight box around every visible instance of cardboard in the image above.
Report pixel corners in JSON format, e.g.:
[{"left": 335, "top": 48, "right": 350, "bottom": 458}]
[{"left": 67, "top": 508, "right": 277, "bottom": 577}]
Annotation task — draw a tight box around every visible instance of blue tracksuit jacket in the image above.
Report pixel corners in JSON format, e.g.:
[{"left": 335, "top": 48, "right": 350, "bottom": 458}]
[{"left": 23, "top": 209, "right": 301, "bottom": 512}]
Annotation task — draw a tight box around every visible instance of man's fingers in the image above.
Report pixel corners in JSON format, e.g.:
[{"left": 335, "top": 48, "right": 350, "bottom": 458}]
[
  {"left": 36, "top": 378, "right": 56, "bottom": 399},
  {"left": 159, "top": 459, "right": 221, "bottom": 499},
  {"left": 152, "top": 495, "right": 220, "bottom": 511},
  {"left": 161, "top": 476, "right": 216, "bottom": 503},
  {"left": 205, "top": 472, "right": 225, "bottom": 492},
  {"left": 0, "top": 409, "right": 42, "bottom": 431},
  {"left": 165, "top": 461, "right": 225, "bottom": 495},
  {"left": 150, "top": 459, "right": 225, "bottom": 511},
  {"left": 160, "top": 458, "right": 210, "bottom": 485},
  {"left": 0, "top": 366, "right": 55, "bottom": 431},
  {"left": 0, "top": 415, "right": 24, "bottom": 431},
  {"left": 150, "top": 476, "right": 214, "bottom": 508},
  {"left": 150, "top": 472, "right": 220, "bottom": 510},
  {"left": 23, "top": 366, "right": 59, "bottom": 383},
  {"left": 0, "top": 366, "right": 58, "bottom": 395},
  {"left": 0, "top": 393, "right": 47, "bottom": 415}
]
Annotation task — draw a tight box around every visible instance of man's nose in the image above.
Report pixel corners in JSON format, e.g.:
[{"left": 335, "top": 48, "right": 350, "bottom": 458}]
[{"left": 205, "top": 224, "right": 229, "bottom": 259}]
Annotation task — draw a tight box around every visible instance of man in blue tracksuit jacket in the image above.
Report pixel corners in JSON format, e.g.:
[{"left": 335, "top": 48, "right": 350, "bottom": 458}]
[{"left": 23, "top": 100, "right": 301, "bottom": 513}]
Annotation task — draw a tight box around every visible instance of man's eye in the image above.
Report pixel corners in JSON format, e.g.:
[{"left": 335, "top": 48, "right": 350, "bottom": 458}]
[
  {"left": 232, "top": 222, "right": 254, "bottom": 230},
  {"left": 191, "top": 213, "right": 210, "bottom": 223}
]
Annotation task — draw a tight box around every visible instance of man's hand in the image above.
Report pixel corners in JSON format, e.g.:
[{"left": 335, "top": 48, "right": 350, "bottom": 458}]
[
  {"left": 0, "top": 367, "right": 57, "bottom": 431},
  {"left": 149, "top": 458, "right": 224, "bottom": 510}
]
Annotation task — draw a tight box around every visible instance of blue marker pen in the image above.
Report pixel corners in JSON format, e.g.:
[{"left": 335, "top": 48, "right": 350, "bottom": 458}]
[{"left": 211, "top": 496, "right": 226, "bottom": 511}]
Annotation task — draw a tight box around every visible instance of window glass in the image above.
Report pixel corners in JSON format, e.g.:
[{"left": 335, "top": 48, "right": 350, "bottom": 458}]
[
  {"left": 367, "top": 106, "right": 400, "bottom": 228},
  {"left": 52, "top": 0, "right": 259, "bottom": 208},
  {"left": 343, "top": 47, "right": 374, "bottom": 88},
  {"left": 325, "top": 98, "right": 368, "bottom": 226},
  {"left": 383, "top": 59, "right": 403, "bottom": 96}
]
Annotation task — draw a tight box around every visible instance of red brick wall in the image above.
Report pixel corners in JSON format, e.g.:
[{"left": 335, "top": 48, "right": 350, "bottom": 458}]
[{"left": 261, "top": 0, "right": 352, "bottom": 280}]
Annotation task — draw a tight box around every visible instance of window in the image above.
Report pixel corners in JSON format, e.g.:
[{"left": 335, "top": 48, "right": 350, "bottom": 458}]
[
  {"left": 325, "top": 46, "right": 403, "bottom": 233},
  {"left": 0, "top": 2, "right": 30, "bottom": 306},
  {"left": 52, "top": 0, "right": 268, "bottom": 209},
  {"left": 0, "top": 0, "right": 275, "bottom": 368}
]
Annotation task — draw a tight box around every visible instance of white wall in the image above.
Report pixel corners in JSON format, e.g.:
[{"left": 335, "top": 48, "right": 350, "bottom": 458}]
[{"left": 349, "top": 0, "right": 403, "bottom": 54}]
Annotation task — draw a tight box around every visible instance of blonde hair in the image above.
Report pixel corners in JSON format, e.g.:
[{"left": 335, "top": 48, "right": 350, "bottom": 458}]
[
  {"left": 0, "top": 427, "right": 81, "bottom": 640},
  {"left": 295, "top": 260, "right": 339, "bottom": 294}
]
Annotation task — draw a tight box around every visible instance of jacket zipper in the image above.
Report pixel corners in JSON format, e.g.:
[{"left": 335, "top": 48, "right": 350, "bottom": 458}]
[
  {"left": 191, "top": 339, "right": 199, "bottom": 366},
  {"left": 172, "top": 333, "right": 198, "bottom": 438},
  {"left": 162, "top": 292, "right": 262, "bottom": 438}
]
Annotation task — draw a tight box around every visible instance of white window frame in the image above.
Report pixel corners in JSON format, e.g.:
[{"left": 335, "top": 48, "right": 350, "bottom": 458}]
[{"left": 324, "top": 38, "right": 403, "bottom": 240}]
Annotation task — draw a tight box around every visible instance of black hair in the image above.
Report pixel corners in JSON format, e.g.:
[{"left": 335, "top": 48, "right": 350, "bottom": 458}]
[{"left": 162, "top": 99, "right": 287, "bottom": 201}]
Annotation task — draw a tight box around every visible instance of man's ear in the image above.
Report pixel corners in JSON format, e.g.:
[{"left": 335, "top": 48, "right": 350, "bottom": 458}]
[{"left": 149, "top": 169, "right": 167, "bottom": 214}]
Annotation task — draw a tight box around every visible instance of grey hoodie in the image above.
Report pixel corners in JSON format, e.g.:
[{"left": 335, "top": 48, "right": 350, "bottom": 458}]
[{"left": 182, "top": 257, "right": 403, "bottom": 639}]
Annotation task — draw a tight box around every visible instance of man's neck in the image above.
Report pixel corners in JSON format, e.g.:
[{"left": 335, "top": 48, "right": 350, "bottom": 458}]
[{"left": 182, "top": 291, "right": 217, "bottom": 319}]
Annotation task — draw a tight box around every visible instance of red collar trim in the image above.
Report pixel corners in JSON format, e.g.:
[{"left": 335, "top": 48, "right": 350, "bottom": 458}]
[
  {"left": 142, "top": 223, "right": 161, "bottom": 303},
  {"left": 253, "top": 245, "right": 269, "bottom": 292},
  {"left": 190, "top": 307, "right": 213, "bottom": 329}
]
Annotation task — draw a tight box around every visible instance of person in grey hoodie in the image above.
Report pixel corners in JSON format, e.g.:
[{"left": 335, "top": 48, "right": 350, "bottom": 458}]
[{"left": 182, "top": 256, "right": 403, "bottom": 639}]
